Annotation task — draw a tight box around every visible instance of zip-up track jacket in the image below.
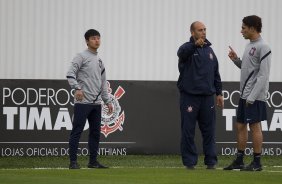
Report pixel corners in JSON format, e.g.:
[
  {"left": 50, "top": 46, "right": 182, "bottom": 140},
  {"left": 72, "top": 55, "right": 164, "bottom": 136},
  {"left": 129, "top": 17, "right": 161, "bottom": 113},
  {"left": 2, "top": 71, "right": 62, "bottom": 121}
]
[
  {"left": 66, "top": 49, "right": 110, "bottom": 105},
  {"left": 177, "top": 36, "right": 222, "bottom": 96}
]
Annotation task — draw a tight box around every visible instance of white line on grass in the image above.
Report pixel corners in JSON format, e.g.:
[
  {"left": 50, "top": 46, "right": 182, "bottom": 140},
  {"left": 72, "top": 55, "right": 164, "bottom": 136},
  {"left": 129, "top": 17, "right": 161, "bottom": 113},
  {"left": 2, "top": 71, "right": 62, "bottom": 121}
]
[{"left": 1, "top": 167, "right": 282, "bottom": 173}]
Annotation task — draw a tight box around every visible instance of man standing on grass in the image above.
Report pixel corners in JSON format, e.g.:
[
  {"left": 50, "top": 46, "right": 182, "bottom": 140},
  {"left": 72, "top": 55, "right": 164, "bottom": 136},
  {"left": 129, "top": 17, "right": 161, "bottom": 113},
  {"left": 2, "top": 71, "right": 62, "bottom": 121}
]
[
  {"left": 66, "top": 29, "right": 113, "bottom": 169},
  {"left": 177, "top": 21, "right": 224, "bottom": 170},
  {"left": 224, "top": 15, "right": 271, "bottom": 171}
]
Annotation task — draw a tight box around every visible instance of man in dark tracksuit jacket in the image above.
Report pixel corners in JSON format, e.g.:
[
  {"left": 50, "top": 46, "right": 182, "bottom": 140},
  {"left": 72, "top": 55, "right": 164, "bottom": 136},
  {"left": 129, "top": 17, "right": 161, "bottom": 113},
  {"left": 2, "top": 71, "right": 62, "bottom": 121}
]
[{"left": 177, "top": 21, "right": 224, "bottom": 169}]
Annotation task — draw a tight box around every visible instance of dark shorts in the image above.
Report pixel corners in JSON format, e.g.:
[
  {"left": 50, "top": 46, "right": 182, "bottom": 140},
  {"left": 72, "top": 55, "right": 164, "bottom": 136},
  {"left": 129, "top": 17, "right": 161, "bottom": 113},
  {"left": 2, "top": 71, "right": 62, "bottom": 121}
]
[{"left": 236, "top": 98, "right": 267, "bottom": 124}]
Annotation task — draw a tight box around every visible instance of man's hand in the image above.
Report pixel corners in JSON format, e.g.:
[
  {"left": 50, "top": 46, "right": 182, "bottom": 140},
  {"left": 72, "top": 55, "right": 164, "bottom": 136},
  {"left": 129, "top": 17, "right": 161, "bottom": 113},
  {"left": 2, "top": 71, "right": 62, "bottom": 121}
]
[
  {"left": 216, "top": 95, "right": 224, "bottom": 109},
  {"left": 195, "top": 38, "right": 207, "bottom": 47},
  {"left": 246, "top": 100, "right": 253, "bottom": 107},
  {"left": 228, "top": 46, "right": 238, "bottom": 61},
  {"left": 106, "top": 103, "right": 113, "bottom": 115},
  {"left": 74, "top": 89, "right": 84, "bottom": 101}
]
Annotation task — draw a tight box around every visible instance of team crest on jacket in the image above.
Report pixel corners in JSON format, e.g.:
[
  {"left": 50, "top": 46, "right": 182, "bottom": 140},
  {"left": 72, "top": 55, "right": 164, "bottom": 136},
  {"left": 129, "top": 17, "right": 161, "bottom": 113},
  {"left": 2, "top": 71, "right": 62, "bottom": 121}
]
[
  {"left": 101, "top": 81, "right": 125, "bottom": 137},
  {"left": 249, "top": 47, "right": 256, "bottom": 56},
  {"left": 209, "top": 53, "right": 214, "bottom": 60},
  {"left": 187, "top": 106, "right": 193, "bottom": 113}
]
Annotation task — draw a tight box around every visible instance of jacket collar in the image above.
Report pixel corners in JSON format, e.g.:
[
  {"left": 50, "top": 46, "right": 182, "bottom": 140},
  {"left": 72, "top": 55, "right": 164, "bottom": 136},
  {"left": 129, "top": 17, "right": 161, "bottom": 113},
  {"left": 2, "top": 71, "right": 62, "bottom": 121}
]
[{"left": 189, "top": 36, "right": 212, "bottom": 47}]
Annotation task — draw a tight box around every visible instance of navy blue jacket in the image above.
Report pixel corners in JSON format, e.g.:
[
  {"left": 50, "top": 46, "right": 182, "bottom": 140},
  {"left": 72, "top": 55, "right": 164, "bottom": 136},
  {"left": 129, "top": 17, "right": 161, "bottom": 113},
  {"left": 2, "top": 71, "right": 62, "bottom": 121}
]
[{"left": 177, "top": 37, "right": 222, "bottom": 96}]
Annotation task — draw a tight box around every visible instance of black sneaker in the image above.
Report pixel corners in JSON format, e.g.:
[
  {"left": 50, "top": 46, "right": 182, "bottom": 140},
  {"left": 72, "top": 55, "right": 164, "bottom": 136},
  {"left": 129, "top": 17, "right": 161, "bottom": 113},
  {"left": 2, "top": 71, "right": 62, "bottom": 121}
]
[
  {"left": 223, "top": 160, "right": 244, "bottom": 170},
  {"left": 88, "top": 161, "right": 109, "bottom": 169},
  {"left": 185, "top": 165, "right": 195, "bottom": 170},
  {"left": 69, "top": 161, "right": 80, "bottom": 169},
  {"left": 206, "top": 165, "right": 216, "bottom": 169},
  {"left": 240, "top": 162, "right": 262, "bottom": 171}
]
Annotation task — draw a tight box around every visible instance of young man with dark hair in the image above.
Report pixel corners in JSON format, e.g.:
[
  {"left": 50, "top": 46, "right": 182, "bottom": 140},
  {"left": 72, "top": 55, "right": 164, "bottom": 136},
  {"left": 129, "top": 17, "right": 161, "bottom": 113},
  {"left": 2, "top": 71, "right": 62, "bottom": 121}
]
[
  {"left": 224, "top": 15, "right": 271, "bottom": 171},
  {"left": 66, "top": 29, "right": 113, "bottom": 169},
  {"left": 177, "top": 21, "right": 224, "bottom": 170}
]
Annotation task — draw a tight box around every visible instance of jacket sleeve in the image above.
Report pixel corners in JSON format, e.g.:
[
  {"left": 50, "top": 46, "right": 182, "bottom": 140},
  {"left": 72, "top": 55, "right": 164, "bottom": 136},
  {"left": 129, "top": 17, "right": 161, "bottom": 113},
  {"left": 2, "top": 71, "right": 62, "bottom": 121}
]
[
  {"left": 100, "top": 62, "right": 111, "bottom": 104},
  {"left": 66, "top": 54, "right": 83, "bottom": 89},
  {"left": 247, "top": 46, "right": 272, "bottom": 103},
  {"left": 233, "top": 58, "right": 242, "bottom": 69},
  {"left": 177, "top": 42, "right": 197, "bottom": 60},
  {"left": 214, "top": 54, "right": 223, "bottom": 96}
]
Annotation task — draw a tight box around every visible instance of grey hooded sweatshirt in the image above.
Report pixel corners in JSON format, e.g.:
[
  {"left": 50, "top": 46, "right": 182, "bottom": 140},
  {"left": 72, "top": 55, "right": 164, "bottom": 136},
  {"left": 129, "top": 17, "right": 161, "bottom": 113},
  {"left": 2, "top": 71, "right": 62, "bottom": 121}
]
[
  {"left": 66, "top": 49, "right": 110, "bottom": 105},
  {"left": 233, "top": 36, "right": 271, "bottom": 103}
]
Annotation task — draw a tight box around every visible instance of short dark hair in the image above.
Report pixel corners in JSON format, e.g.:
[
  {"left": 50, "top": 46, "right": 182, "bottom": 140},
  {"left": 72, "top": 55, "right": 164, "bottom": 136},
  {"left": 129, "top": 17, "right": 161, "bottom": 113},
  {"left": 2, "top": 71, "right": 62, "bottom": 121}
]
[
  {"left": 84, "top": 29, "right": 100, "bottom": 40},
  {"left": 190, "top": 22, "right": 197, "bottom": 32},
  {"left": 242, "top": 15, "right": 262, "bottom": 33}
]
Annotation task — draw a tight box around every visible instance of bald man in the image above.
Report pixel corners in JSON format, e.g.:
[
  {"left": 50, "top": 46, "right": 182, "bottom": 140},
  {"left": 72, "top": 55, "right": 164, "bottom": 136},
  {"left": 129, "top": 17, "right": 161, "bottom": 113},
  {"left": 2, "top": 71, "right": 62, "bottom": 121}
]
[{"left": 177, "top": 21, "right": 224, "bottom": 170}]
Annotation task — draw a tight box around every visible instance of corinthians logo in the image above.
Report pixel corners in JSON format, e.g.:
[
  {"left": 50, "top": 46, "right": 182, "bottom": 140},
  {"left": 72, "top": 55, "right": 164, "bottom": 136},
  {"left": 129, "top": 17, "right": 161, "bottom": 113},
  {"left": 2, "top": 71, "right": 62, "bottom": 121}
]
[{"left": 101, "top": 81, "right": 125, "bottom": 137}]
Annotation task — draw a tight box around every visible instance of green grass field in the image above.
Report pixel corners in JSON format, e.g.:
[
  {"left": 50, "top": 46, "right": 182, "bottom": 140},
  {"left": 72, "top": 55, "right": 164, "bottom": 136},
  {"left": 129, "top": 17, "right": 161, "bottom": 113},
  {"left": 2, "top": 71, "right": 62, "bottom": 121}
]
[{"left": 0, "top": 155, "right": 281, "bottom": 184}]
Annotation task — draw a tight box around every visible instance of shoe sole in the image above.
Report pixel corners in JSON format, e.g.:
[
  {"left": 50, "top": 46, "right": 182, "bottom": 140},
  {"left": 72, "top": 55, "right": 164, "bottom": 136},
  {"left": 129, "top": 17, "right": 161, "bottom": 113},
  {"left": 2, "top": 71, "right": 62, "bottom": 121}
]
[
  {"left": 223, "top": 165, "right": 244, "bottom": 170},
  {"left": 223, "top": 167, "right": 244, "bottom": 170},
  {"left": 88, "top": 167, "right": 108, "bottom": 169},
  {"left": 240, "top": 168, "right": 262, "bottom": 171},
  {"left": 88, "top": 165, "right": 109, "bottom": 169}
]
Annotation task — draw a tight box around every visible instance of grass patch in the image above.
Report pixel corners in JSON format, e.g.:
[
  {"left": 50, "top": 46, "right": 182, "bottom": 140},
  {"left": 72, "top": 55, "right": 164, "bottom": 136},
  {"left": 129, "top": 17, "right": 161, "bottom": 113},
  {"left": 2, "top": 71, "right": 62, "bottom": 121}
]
[
  {"left": 0, "top": 155, "right": 281, "bottom": 184},
  {"left": 1, "top": 155, "right": 281, "bottom": 169}
]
